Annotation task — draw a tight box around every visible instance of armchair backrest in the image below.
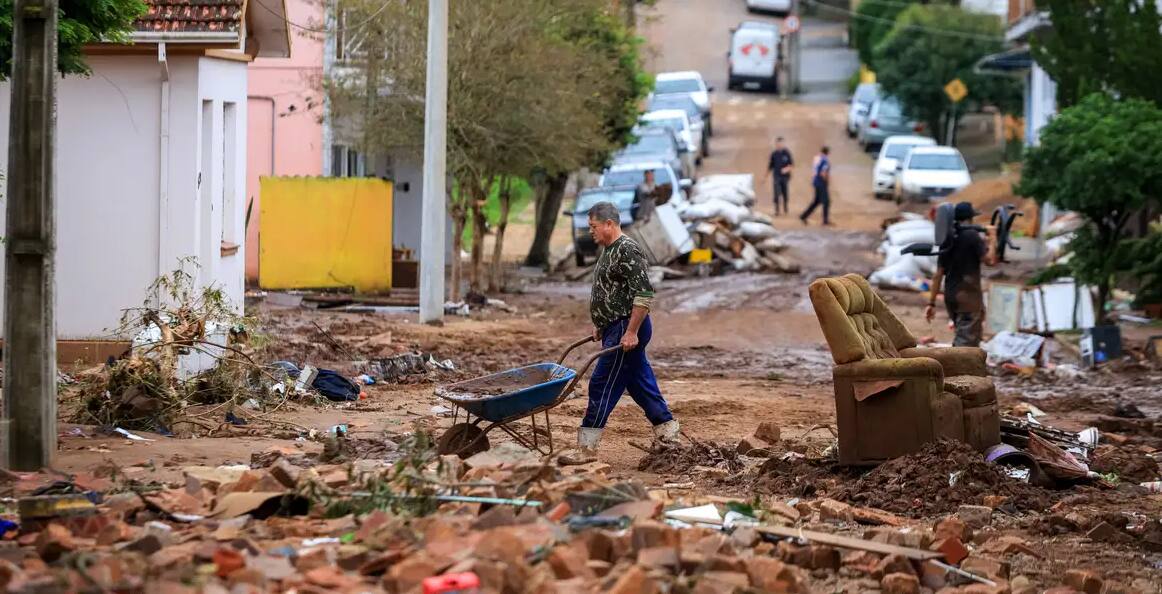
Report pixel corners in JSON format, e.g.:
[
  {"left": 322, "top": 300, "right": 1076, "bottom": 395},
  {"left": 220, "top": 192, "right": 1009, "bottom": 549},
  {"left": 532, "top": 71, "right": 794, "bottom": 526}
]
[{"left": 809, "top": 274, "right": 918, "bottom": 364}]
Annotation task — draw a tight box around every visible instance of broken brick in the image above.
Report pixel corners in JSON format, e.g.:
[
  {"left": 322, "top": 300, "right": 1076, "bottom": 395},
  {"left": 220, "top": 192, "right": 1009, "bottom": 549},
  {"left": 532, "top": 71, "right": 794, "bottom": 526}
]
[
  {"left": 729, "top": 526, "right": 758, "bottom": 548},
  {"left": 602, "top": 499, "right": 663, "bottom": 522},
  {"left": 961, "top": 556, "right": 1010, "bottom": 581},
  {"left": 978, "top": 535, "right": 1042, "bottom": 559},
  {"left": 767, "top": 501, "right": 801, "bottom": 523},
  {"left": 693, "top": 570, "right": 750, "bottom": 594},
  {"left": 547, "top": 543, "right": 594, "bottom": 579},
  {"left": 881, "top": 572, "right": 920, "bottom": 594},
  {"left": 841, "top": 550, "right": 880, "bottom": 574},
  {"left": 818, "top": 498, "right": 854, "bottom": 523},
  {"left": 930, "top": 537, "right": 969, "bottom": 565},
  {"left": 851, "top": 506, "right": 906, "bottom": 526},
  {"left": 637, "top": 546, "right": 680, "bottom": 571},
  {"left": 1063, "top": 569, "right": 1103, "bottom": 594},
  {"left": 744, "top": 556, "right": 808, "bottom": 593},
  {"left": 34, "top": 524, "right": 76, "bottom": 563},
  {"left": 268, "top": 459, "right": 302, "bottom": 489},
  {"left": 956, "top": 505, "right": 993, "bottom": 529},
  {"left": 586, "top": 559, "right": 613, "bottom": 577},
  {"left": 754, "top": 422, "right": 781, "bottom": 444},
  {"left": 384, "top": 553, "right": 446, "bottom": 594},
  {"left": 631, "top": 521, "right": 680, "bottom": 552},
  {"left": 736, "top": 437, "right": 766, "bottom": 456},
  {"left": 608, "top": 565, "right": 660, "bottom": 594},
  {"left": 212, "top": 547, "right": 245, "bottom": 578},
  {"left": 872, "top": 554, "right": 915, "bottom": 579},
  {"left": 934, "top": 516, "right": 973, "bottom": 542}
]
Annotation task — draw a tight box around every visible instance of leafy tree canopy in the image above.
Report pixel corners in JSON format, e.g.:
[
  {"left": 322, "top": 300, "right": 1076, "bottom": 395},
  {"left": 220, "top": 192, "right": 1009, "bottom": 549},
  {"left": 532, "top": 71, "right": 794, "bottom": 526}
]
[
  {"left": 874, "top": 4, "right": 1021, "bottom": 143},
  {"left": 0, "top": 0, "right": 147, "bottom": 79},
  {"left": 1016, "top": 93, "right": 1162, "bottom": 314},
  {"left": 1033, "top": 0, "right": 1162, "bottom": 108}
]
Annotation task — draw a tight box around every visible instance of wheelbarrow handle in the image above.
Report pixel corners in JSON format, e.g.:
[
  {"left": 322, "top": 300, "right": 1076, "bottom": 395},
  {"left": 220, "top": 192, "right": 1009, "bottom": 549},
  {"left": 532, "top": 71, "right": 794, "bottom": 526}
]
[
  {"left": 558, "top": 345, "right": 622, "bottom": 400},
  {"left": 556, "top": 335, "right": 597, "bottom": 366}
]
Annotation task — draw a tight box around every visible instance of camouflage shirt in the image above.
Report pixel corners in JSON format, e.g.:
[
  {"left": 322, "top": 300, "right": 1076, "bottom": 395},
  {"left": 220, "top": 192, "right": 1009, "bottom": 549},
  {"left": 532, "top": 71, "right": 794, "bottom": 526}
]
[{"left": 590, "top": 236, "right": 655, "bottom": 331}]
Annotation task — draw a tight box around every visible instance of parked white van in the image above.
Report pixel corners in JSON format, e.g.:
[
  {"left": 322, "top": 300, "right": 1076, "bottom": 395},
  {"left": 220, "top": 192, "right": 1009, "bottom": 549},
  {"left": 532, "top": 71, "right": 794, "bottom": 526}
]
[{"left": 727, "top": 22, "right": 780, "bottom": 92}]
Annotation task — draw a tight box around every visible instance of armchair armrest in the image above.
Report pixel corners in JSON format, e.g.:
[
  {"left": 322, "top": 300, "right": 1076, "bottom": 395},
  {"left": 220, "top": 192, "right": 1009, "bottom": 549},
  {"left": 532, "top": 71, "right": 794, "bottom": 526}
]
[
  {"left": 899, "top": 347, "right": 986, "bottom": 377},
  {"left": 833, "top": 357, "right": 944, "bottom": 381}
]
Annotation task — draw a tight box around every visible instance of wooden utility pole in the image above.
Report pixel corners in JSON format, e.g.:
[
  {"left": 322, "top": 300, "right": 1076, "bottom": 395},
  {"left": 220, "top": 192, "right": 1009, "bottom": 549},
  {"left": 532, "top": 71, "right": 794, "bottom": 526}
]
[{"left": 3, "top": 0, "right": 59, "bottom": 470}]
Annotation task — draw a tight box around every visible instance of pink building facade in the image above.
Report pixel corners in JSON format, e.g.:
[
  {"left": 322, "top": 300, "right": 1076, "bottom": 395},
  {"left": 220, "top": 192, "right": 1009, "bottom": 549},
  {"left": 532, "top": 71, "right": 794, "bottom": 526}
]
[{"left": 245, "top": 0, "right": 327, "bottom": 282}]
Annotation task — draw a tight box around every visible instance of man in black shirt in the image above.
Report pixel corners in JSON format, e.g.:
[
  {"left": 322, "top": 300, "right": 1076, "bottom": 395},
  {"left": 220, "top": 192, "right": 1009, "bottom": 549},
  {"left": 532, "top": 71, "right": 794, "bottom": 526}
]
[
  {"left": 763, "top": 137, "right": 794, "bottom": 215},
  {"left": 926, "top": 202, "right": 997, "bottom": 346}
]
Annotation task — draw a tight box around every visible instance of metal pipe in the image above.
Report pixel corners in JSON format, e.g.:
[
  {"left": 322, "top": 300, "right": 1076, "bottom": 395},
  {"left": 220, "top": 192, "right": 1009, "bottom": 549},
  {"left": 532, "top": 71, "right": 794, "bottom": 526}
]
[{"left": 158, "top": 43, "right": 170, "bottom": 277}]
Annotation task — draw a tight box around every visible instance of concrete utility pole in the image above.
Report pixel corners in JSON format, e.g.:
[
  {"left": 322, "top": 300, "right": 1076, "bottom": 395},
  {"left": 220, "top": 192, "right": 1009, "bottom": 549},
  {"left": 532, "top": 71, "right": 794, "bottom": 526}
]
[
  {"left": 3, "top": 0, "right": 59, "bottom": 470},
  {"left": 419, "top": 0, "right": 448, "bottom": 324}
]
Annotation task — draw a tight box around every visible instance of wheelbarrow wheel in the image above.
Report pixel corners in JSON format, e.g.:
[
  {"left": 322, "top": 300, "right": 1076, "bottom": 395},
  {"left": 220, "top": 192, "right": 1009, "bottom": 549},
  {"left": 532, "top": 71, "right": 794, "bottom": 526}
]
[{"left": 437, "top": 423, "right": 490, "bottom": 458}]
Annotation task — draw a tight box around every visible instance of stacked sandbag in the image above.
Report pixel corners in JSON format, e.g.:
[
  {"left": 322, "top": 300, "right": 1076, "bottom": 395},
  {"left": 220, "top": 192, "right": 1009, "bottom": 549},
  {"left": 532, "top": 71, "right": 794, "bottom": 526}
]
[{"left": 869, "top": 217, "right": 937, "bottom": 291}]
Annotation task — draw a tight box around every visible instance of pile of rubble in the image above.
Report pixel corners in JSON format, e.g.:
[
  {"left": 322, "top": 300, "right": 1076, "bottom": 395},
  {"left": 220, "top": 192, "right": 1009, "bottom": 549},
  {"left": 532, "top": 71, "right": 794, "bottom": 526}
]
[
  {"left": 678, "top": 175, "right": 800, "bottom": 274},
  {"left": 4, "top": 426, "right": 1160, "bottom": 594}
]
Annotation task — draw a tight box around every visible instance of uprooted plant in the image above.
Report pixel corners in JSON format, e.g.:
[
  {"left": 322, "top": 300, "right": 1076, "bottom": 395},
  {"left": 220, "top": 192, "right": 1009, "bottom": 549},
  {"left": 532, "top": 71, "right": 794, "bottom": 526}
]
[{"left": 71, "top": 259, "right": 284, "bottom": 433}]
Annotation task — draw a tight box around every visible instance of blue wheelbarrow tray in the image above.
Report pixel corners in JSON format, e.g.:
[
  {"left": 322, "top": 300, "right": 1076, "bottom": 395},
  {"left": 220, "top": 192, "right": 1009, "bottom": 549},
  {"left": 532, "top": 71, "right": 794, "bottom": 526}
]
[{"left": 438, "top": 363, "right": 578, "bottom": 423}]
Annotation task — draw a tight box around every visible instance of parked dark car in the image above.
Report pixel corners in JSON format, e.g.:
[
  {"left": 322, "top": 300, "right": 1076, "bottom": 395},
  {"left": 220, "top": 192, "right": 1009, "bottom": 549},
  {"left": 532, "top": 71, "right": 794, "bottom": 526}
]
[{"left": 564, "top": 185, "right": 639, "bottom": 266}]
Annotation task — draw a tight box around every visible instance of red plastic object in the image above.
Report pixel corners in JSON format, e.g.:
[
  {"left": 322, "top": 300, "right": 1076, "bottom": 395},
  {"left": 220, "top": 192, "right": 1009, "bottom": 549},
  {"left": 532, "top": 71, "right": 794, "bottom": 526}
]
[{"left": 422, "top": 573, "right": 481, "bottom": 594}]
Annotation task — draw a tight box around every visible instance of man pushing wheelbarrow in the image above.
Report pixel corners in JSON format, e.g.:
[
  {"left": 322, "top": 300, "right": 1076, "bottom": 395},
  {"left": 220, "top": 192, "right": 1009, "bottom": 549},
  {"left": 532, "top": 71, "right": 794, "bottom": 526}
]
[{"left": 559, "top": 201, "right": 681, "bottom": 466}]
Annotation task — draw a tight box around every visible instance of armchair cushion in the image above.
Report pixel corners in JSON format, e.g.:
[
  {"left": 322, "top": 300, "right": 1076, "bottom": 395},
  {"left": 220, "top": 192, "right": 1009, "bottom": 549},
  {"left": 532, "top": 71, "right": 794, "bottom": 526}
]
[
  {"left": 833, "top": 357, "right": 944, "bottom": 386},
  {"left": 899, "top": 347, "right": 987, "bottom": 377},
  {"left": 943, "top": 375, "right": 997, "bottom": 408}
]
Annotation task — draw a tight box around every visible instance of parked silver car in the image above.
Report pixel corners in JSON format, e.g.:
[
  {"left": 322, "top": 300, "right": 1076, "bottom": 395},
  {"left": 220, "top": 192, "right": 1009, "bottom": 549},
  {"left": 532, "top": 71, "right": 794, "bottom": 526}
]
[{"left": 857, "top": 97, "right": 925, "bottom": 152}]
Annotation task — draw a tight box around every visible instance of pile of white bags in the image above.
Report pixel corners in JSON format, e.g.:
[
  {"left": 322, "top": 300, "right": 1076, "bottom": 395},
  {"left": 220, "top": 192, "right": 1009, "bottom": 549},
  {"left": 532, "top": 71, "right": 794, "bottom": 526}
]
[{"left": 869, "top": 216, "right": 936, "bottom": 292}]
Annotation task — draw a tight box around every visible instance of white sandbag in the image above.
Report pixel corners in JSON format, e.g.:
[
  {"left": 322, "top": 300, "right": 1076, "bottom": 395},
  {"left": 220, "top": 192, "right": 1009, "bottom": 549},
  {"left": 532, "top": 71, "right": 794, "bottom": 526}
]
[
  {"left": 885, "top": 219, "right": 934, "bottom": 238},
  {"left": 738, "top": 221, "right": 778, "bottom": 241},
  {"left": 691, "top": 185, "right": 751, "bottom": 206},
  {"left": 743, "top": 210, "right": 775, "bottom": 226},
  {"left": 697, "top": 174, "right": 755, "bottom": 197},
  {"left": 869, "top": 256, "right": 930, "bottom": 292},
  {"left": 1045, "top": 212, "right": 1083, "bottom": 238},
  {"left": 681, "top": 202, "right": 719, "bottom": 221},
  {"left": 882, "top": 244, "right": 906, "bottom": 266},
  {"left": 883, "top": 243, "right": 937, "bottom": 273},
  {"left": 887, "top": 225, "right": 934, "bottom": 247},
  {"left": 755, "top": 237, "right": 787, "bottom": 252},
  {"left": 1046, "top": 233, "right": 1074, "bottom": 259}
]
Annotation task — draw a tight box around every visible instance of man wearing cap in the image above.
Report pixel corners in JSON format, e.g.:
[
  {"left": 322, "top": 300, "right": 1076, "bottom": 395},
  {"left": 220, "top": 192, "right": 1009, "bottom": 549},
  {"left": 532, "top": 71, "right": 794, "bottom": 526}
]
[
  {"left": 559, "top": 201, "right": 679, "bottom": 465},
  {"left": 925, "top": 202, "right": 997, "bottom": 346}
]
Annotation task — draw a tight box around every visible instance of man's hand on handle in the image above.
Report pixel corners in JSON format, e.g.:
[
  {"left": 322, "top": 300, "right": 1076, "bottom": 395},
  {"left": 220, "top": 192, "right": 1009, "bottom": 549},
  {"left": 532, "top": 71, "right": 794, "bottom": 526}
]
[
  {"left": 620, "top": 331, "right": 640, "bottom": 352},
  {"left": 593, "top": 326, "right": 600, "bottom": 342},
  {"left": 924, "top": 304, "right": 936, "bottom": 323}
]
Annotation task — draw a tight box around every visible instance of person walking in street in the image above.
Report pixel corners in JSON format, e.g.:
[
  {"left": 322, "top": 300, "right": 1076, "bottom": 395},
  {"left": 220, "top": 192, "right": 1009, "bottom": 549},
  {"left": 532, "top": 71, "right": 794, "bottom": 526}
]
[
  {"left": 560, "top": 201, "right": 679, "bottom": 465},
  {"left": 633, "top": 169, "right": 659, "bottom": 223},
  {"left": 762, "top": 136, "right": 794, "bottom": 215},
  {"left": 925, "top": 201, "right": 998, "bottom": 346},
  {"left": 799, "top": 146, "right": 832, "bottom": 226}
]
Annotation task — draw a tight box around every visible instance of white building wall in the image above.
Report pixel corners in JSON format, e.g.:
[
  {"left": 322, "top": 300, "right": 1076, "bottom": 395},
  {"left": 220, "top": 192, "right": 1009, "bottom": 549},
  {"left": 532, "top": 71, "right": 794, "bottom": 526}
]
[{"left": 0, "top": 53, "right": 247, "bottom": 340}]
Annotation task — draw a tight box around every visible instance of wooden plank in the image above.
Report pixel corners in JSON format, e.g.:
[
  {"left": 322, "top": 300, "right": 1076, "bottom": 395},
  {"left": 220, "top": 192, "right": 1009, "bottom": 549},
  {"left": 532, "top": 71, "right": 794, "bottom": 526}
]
[{"left": 755, "top": 525, "right": 943, "bottom": 560}]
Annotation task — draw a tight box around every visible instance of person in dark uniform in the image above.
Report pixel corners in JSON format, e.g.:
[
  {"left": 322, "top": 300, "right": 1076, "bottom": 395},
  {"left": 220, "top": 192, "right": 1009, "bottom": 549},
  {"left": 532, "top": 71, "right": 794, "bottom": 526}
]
[
  {"left": 925, "top": 202, "right": 998, "bottom": 346},
  {"left": 763, "top": 137, "right": 794, "bottom": 215},
  {"left": 799, "top": 146, "right": 831, "bottom": 226}
]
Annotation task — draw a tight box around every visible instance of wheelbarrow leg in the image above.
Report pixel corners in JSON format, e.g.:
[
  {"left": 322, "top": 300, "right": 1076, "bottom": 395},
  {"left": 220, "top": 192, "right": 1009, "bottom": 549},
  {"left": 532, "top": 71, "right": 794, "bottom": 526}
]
[{"left": 545, "top": 410, "right": 554, "bottom": 454}]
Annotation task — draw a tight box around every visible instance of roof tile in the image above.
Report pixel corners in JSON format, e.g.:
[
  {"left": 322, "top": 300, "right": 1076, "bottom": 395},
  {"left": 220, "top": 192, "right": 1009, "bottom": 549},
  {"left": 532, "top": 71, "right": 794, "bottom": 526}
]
[{"left": 136, "top": 0, "right": 245, "bottom": 34}]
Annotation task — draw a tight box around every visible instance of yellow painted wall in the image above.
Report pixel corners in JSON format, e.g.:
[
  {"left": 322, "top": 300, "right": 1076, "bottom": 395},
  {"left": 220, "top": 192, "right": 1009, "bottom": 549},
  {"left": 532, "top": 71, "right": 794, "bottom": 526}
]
[{"left": 259, "top": 177, "right": 393, "bottom": 292}]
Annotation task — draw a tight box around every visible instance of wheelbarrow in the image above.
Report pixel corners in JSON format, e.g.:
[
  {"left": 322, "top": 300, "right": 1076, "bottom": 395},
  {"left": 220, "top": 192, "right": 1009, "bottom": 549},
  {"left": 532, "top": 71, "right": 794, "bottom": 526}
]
[{"left": 434, "top": 336, "right": 619, "bottom": 457}]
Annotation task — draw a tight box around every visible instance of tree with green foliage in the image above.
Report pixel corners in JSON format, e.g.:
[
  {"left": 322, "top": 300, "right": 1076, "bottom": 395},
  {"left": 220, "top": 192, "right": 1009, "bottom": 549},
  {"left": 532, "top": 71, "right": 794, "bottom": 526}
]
[
  {"left": 0, "top": 0, "right": 146, "bottom": 79},
  {"left": 328, "top": 0, "right": 620, "bottom": 296},
  {"left": 873, "top": 4, "right": 1021, "bottom": 144},
  {"left": 1016, "top": 94, "right": 1162, "bottom": 318},
  {"left": 851, "top": 0, "right": 953, "bottom": 71},
  {"left": 1032, "top": 0, "right": 1162, "bottom": 108},
  {"left": 524, "top": 4, "right": 651, "bottom": 269}
]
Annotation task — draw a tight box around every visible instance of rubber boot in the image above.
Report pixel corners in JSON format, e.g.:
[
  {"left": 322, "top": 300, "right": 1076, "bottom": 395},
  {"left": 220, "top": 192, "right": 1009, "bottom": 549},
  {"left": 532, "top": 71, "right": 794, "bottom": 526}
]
[
  {"left": 559, "top": 427, "right": 603, "bottom": 466},
  {"left": 653, "top": 419, "right": 680, "bottom": 444}
]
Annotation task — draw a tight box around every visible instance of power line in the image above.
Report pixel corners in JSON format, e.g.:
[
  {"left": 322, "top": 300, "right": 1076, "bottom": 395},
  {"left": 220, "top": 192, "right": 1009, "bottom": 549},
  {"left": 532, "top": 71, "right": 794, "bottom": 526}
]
[
  {"left": 801, "top": 0, "right": 1005, "bottom": 42},
  {"left": 251, "top": 0, "right": 392, "bottom": 35}
]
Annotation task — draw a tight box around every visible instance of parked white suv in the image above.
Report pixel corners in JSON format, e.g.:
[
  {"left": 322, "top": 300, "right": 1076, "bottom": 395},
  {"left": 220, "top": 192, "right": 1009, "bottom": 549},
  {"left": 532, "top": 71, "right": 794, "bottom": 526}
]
[
  {"left": 894, "top": 146, "right": 971, "bottom": 204},
  {"left": 873, "top": 135, "right": 935, "bottom": 200},
  {"left": 653, "top": 71, "right": 714, "bottom": 137}
]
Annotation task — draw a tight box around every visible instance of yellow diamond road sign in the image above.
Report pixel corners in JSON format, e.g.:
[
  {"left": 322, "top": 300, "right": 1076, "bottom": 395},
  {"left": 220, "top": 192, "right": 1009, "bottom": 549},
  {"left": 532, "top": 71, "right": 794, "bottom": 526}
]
[{"left": 944, "top": 78, "right": 968, "bottom": 103}]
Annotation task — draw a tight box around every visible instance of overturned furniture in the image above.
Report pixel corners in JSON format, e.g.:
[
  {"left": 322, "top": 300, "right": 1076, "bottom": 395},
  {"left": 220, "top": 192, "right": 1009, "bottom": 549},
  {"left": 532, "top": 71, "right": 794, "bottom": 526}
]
[{"left": 809, "top": 274, "right": 1000, "bottom": 465}]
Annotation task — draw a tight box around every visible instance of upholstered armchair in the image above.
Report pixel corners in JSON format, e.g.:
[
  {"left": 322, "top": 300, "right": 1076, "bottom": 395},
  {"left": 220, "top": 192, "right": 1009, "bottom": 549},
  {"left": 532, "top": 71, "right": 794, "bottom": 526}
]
[{"left": 809, "top": 274, "right": 1000, "bottom": 465}]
